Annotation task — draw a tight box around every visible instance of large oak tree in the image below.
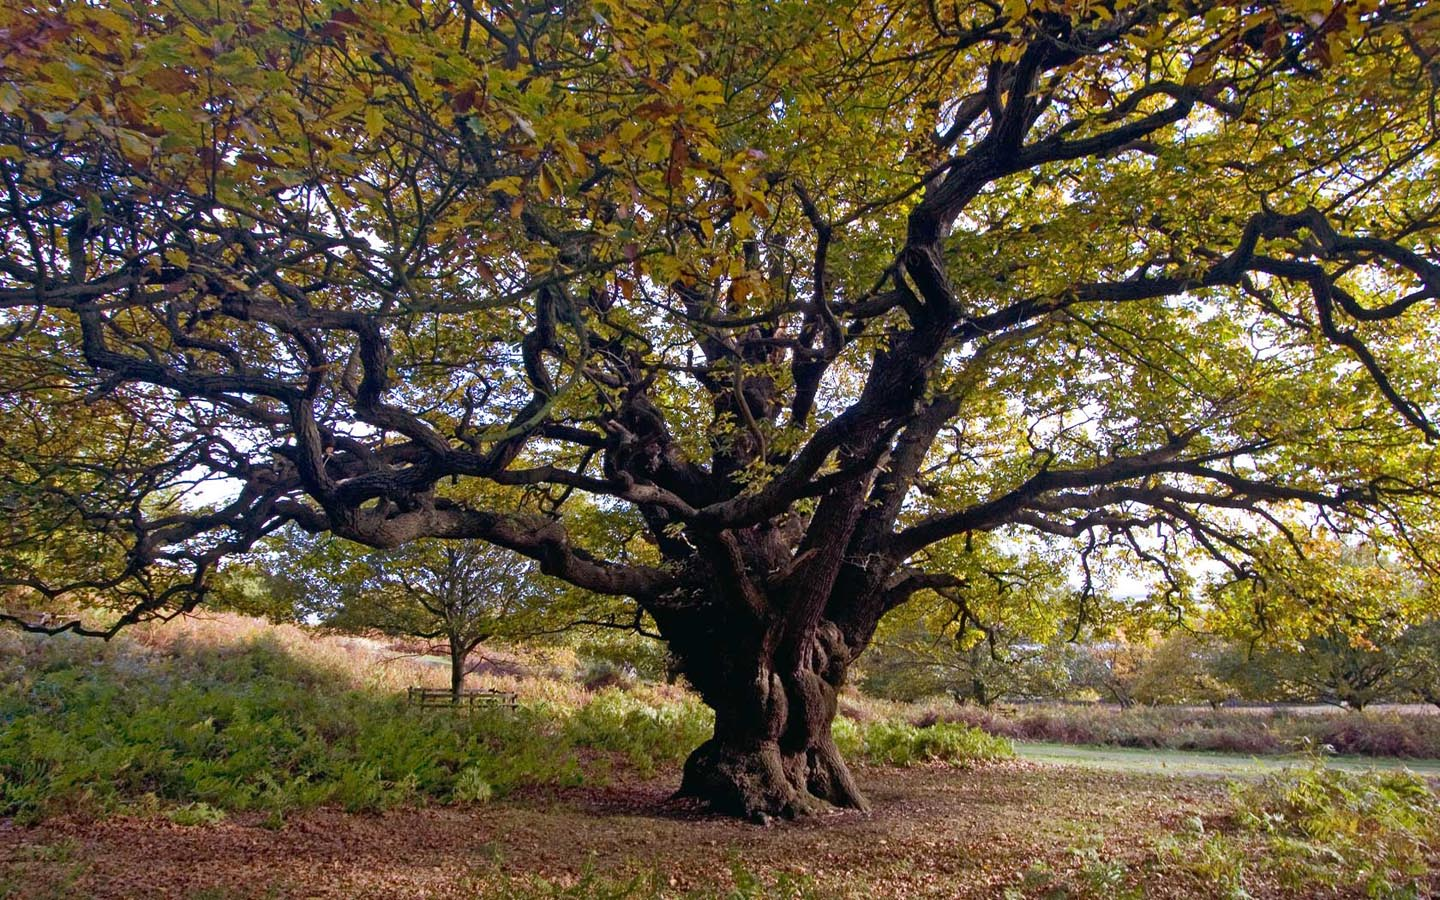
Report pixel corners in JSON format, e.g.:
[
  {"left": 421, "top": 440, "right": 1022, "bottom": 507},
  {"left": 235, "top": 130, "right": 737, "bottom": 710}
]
[{"left": 3, "top": 0, "right": 1440, "bottom": 819}]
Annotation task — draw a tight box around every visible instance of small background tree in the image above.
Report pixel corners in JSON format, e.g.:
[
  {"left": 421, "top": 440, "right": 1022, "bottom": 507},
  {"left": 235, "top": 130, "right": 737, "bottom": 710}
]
[
  {"left": 1067, "top": 636, "right": 1153, "bottom": 709},
  {"left": 1247, "top": 630, "right": 1402, "bottom": 711},
  {"left": 862, "top": 542, "right": 1079, "bottom": 706},
  {"left": 264, "top": 532, "right": 547, "bottom": 700},
  {"left": 1130, "top": 633, "right": 1243, "bottom": 709},
  {"left": 862, "top": 623, "right": 1074, "bottom": 707}
]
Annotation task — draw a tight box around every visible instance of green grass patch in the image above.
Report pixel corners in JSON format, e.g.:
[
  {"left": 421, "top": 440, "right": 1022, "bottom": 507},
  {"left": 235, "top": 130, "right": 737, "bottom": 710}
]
[
  {"left": 1, "top": 626, "right": 1009, "bottom": 826},
  {"left": 0, "top": 632, "right": 716, "bottom": 823},
  {"left": 1014, "top": 741, "right": 1440, "bottom": 777}
]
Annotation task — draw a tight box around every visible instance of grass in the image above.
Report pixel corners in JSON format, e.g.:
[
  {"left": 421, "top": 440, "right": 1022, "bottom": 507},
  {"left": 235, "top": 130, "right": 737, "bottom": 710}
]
[
  {"left": 6, "top": 614, "right": 1437, "bottom": 897},
  {"left": 0, "top": 614, "right": 1007, "bottom": 825},
  {"left": 0, "top": 620, "right": 705, "bottom": 823},
  {"left": 1014, "top": 742, "right": 1440, "bottom": 778}
]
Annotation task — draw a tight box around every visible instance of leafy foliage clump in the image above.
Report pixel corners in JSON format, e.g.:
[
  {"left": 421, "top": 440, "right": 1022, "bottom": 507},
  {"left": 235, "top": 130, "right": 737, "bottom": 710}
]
[
  {"left": 1164, "top": 763, "right": 1440, "bottom": 898},
  {"left": 1232, "top": 764, "right": 1440, "bottom": 897},
  {"left": 0, "top": 617, "right": 1008, "bottom": 824},
  {"left": 0, "top": 629, "right": 714, "bottom": 823},
  {"left": 563, "top": 689, "right": 713, "bottom": 778},
  {"left": 833, "top": 718, "right": 1014, "bottom": 768}
]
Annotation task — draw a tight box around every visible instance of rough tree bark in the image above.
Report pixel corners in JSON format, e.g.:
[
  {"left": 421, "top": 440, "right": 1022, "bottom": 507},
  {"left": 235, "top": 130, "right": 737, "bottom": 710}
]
[
  {"left": 668, "top": 610, "right": 866, "bottom": 820},
  {"left": 449, "top": 639, "right": 468, "bottom": 703},
  {"left": 446, "top": 631, "right": 489, "bottom": 703}
]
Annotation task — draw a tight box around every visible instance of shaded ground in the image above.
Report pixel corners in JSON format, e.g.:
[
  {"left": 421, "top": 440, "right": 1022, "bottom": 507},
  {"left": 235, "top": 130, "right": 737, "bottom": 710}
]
[
  {"left": 1015, "top": 741, "right": 1440, "bottom": 777},
  {"left": 0, "top": 761, "right": 1272, "bottom": 899}
]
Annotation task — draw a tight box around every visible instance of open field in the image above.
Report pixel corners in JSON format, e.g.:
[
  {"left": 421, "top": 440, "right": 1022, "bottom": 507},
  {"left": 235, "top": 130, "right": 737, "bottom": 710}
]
[
  {"left": 4, "top": 760, "right": 1439, "bottom": 899},
  {"left": 0, "top": 764, "right": 1282, "bottom": 899},
  {"left": 1014, "top": 742, "right": 1440, "bottom": 778},
  {"left": 3, "top": 615, "right": 1438, "bottom": 898}
]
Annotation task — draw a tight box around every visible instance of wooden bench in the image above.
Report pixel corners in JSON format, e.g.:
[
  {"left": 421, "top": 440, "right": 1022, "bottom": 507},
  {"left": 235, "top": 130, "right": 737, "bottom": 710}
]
[{"left": 406, "top": 686, "right": 518, "bottom": 711}]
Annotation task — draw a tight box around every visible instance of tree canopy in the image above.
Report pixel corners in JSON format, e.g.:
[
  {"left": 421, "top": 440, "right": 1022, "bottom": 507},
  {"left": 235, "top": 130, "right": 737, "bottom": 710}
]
[
  {"left": 3, "top": 0, "right": 1440, "bottom": 818},
  {"left": 263, "top": 529, "right": 547, "bottom": 698}
]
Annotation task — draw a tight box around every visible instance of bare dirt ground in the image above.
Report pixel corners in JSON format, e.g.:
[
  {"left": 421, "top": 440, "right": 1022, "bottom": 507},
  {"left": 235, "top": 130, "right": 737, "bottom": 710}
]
[{"left": 0, "top": 761, "right": 1302, "bottom": 899}]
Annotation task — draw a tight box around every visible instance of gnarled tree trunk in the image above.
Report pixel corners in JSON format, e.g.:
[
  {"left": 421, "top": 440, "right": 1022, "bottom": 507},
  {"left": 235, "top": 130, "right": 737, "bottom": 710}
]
[{"left": 669, "top": 616, "right": 868, "bottom": 821}]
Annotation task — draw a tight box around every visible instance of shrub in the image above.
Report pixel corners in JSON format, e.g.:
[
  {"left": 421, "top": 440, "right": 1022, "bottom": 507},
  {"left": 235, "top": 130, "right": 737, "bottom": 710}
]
[
  {"left": 1163, "top": 763, "right": 1440, "bottom": 898},
  {"left": 452, "top": 766, "right": 494, "bottom": 804},
  {"left": 0, "top": 628, "right": 652, "bottom": 822},
  {"left": 564, "top": 689, "right": 713, "bottom": 776},
  {"left": 853, "top": 721, "right": 1014, "bottom": 767},
  {"left": 832, "top": 716, "right": 863, "bottom": 758},
  {"left": 916, "top": 701, "right": 1440, "bottom": 759},
  {"left": 0, "top": 616, "right": 1012, "bottom": 825},
  {"left": 581, "top": 660, "right": 638, "bottom": 693},
  {"left": 1306, "top": 715, "right": 1435, "bottom": 758},
  {"left": 1231, "top": 763, "right": 1440, "bottom": 896},
  {"left": 574, "top": 634, "right": 672, "bottom": 683}
]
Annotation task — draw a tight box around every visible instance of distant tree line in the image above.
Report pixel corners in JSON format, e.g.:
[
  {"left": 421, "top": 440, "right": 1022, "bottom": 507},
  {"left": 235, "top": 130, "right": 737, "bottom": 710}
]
[{"left": 861, "top": 620, "right": 1440, "bottom": 712}]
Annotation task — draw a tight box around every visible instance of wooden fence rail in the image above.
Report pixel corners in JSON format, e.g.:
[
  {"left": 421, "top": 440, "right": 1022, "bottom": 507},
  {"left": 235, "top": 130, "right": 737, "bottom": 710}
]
[{"left": 406, "top": 686, "right": 518, "bottom": 711}]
